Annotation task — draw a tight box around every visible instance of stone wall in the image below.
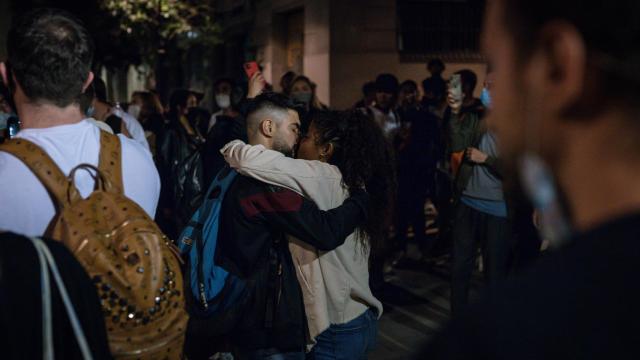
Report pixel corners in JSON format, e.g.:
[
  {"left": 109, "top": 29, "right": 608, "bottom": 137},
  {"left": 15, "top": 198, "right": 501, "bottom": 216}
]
[{"left": 247, "top": 0, "right": 486, "bottom": 109}]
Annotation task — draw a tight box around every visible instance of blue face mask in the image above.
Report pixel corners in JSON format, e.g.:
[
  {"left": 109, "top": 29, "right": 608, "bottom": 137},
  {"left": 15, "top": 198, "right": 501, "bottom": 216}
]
[
  {"left": 520, "top": 152, "right": 571, "bottom": 248},
  {"left": 86, "top": 106, "right": 96, "bottom": 118},
  {"left": 480, "top": 87, "right": 492, "bottom": 109}
]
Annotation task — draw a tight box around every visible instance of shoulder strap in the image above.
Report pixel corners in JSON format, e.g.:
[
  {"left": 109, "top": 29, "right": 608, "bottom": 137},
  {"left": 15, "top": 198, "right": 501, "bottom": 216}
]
[
  {"left": 98, "top": 130, "right": 124, "bottom": 194},
  {"left": 0, "top": 138, "right": 79, "bottom": 207},
  {"left": 30, "top": 237, "right": 93, "bottom": 360}
]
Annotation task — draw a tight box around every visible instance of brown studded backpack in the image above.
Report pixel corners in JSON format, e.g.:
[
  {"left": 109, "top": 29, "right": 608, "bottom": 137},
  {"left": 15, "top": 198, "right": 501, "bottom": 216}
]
[{"left": 0, "top": 131, "right": 188, "bottom": 359}]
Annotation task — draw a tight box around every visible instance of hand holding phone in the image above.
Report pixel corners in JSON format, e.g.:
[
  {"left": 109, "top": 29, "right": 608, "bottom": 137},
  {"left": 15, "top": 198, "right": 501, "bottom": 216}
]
[
  {"left": 244, "top": 62, "right": 260, "bottom": 80},
  {"left": 246, "top": 63, "right": 266, "bottom": 99}
]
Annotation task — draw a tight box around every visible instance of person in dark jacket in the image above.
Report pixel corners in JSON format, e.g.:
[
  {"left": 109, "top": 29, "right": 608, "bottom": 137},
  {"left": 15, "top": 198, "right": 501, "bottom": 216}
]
[
  {"left": 395, "top": 80, "right": 440, "bottom": 259},
  {"left": 156, "top": 89, "right": 205, "bottom": 239},
  {"left": 0, "top": 232, "right": 111, "bottom": 359},
  {"left": 217, "top": 93, "right": 369, "bottom": 359},
  {"left": 203, "top": 114, "right": 247, "bottom": 186},
  {"left": 203, "top": 78, "right": 247, "bottom": 186},
  {"left": 444, "top": 69, "right": 512, "bottom": 315}
]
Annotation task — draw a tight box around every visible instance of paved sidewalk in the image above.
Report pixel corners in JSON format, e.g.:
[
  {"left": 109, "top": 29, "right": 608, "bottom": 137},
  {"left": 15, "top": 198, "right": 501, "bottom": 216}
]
[{"left": 370, "top": 256, "right": 483, "bottom": 359}]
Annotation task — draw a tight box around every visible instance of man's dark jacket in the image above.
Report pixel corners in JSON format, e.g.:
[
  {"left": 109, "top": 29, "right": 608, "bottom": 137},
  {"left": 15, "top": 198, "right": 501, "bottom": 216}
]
[{"left": 218, "top": 174, "right": 369, "bottom": 351}]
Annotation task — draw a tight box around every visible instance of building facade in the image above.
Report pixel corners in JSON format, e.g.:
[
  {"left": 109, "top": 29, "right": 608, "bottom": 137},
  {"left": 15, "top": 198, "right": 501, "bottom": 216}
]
[{"left": 213, "top": 0, "right": 487, "bottom": 109}]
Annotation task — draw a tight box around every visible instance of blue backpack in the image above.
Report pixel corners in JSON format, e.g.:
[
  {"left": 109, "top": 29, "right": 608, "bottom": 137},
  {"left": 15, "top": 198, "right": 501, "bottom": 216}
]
[{"left": 178, "top": 167, "right": 246, "bottom": 323}]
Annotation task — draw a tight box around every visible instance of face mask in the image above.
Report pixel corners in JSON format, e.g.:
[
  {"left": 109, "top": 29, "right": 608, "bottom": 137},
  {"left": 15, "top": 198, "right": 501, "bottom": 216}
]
[
  {"left": 215, "top": 94, "right": 231, "bottom": 109},
  {"left": 480, "top": 87, "right": 492, "bottom": 109},
  {"left": 86, "top": 106, "right": 96, "bottom": 118},
  {"left": 127, "top": 104, "right": 141, "bottom": 119},
  {"left": 512, "top": 81, "right": 572, "bottom": 247},
  {"left": 292, "top": 92, "right": 313, "bottom": 105}
]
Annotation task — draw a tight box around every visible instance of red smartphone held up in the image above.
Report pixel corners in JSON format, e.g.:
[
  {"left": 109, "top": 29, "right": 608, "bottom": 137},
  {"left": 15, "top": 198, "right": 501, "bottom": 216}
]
[{"left": 244, "top": 61, "right": 260, "bottom": 79}]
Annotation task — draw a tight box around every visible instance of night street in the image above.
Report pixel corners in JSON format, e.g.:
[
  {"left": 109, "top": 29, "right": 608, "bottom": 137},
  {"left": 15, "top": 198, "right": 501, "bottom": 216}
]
[{"left": 371, "top": 248, "right": 482, "bottom": 360}]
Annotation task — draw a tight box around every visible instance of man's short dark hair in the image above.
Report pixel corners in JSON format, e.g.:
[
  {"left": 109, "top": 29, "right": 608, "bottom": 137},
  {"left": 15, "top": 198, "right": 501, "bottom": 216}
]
[
  {"left": 427, "top": 58, "right": 445, "bottom": 75},
  {"left": 214, "top": 77, "right": 234, "bottom": 90},
  {"left": 169, "top": 89, "right": 193, "bottom": 114},
  {"left": 422, "top": 77, "right": 447, "bottom": 98},
  {"left": 7, "top": 8, "right": 94, "bottom": 107},
  {"left": 400, "top": 80, "right": 418, "bottom": 93},
  {"left": 455, "top": 69, "right": 478, "bottom": 96},
  {"left": 246, "top": 92, "right": 296, "bottom": 117},
  {"left": 375, "top": 74, "right": 399, "bottom": 94},
  {"left": 362, "top": 81, "right": 377, "bottom": 96},
  {"left": 245, "top": 92, "right": 297, "bottom": 132}
]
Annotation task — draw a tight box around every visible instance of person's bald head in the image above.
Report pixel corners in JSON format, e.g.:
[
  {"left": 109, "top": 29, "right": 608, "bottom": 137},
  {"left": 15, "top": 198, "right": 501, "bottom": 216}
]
[{"left": 246, "top": 92, "right": 301, "bottom": 156}]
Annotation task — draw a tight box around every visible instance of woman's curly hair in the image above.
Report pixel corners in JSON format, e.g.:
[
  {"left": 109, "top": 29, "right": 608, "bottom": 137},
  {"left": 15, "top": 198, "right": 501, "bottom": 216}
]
[{"left": 310, "top": 110, "right": 397, "bottom": 252}]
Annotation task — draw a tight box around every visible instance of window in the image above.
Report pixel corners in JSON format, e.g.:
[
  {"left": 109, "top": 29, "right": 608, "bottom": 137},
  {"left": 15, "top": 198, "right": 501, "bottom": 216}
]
[
  {"left": 285, "top": 10, "right": 304, "bottom": 73},
  {"left": 397, "top": 0, "right": 486, "bottom": 62}
]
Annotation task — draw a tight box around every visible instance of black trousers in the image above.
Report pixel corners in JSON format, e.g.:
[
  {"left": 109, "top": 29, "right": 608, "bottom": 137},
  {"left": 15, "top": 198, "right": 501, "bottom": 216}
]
[
  {"left": 395, "top": 184, "right": 428, "bottom": 253},
  {"left": 450, "top": 202, "right": 512, "bottom": 315}
]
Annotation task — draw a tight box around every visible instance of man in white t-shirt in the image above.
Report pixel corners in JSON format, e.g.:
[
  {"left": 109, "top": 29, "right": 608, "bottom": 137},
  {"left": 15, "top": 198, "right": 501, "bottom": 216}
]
[{"left": 0, "top": 9, "right": 160, "bottom": 237}]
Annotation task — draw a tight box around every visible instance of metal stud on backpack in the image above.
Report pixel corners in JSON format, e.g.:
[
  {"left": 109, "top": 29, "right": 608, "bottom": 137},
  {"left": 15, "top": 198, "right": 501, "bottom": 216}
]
[{"left": 0, "top": 132, "right": 188, "bottom": 359}]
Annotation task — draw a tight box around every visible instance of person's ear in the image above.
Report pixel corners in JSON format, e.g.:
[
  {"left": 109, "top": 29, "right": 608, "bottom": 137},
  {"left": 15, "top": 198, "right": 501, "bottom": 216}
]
[
  {"left": 0, "top": 63, "right": 7, "bottom": 87},
  {"left": 525, "top": 21, "right": 586, "bottom": 116},
  {"left": 82, "top": 71, "right": 94, "bottom": 92},
  {"left": 260, "top": 119, "right": 275, "bottom": 137},
  {"left": 321, "top": 142, "right": 334, "bottom": 160}
]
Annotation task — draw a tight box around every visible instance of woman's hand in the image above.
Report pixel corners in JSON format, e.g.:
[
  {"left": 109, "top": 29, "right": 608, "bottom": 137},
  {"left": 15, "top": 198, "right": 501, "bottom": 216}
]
[{"left": 247, "top": 72, "right": 266, "bottom": 99}]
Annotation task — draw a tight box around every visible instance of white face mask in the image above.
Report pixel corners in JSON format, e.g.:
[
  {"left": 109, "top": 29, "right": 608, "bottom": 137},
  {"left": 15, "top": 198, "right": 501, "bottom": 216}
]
[
  {"left": 215, "top": 94, "right": 231, "bottom": 109},
  {"left": 127, "top": 104, "right": 141, "bottom": 119}
]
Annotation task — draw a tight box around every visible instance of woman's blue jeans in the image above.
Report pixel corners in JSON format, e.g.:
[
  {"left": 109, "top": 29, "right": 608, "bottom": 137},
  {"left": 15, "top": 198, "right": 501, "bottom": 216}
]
[{"left": 308, "top": 309, "right": 378, "bottom": 360}]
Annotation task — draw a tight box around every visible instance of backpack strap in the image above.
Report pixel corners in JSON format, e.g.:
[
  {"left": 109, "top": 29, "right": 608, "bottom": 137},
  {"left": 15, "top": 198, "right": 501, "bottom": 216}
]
[
  {"left": 0, "top": 138, "right": 80, "bottom": 207},
  {"left": 29, "top": 237, "right": 93, "bottom": 360},
  {"left": 97, "top": 130, "right": 124, "bottom": 194}
]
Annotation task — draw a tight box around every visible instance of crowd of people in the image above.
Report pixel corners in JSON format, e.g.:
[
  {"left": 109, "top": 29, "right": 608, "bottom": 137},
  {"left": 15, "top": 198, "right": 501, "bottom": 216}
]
[{"left": 1, "top": 0, "right": 640, "bottom": 359}]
